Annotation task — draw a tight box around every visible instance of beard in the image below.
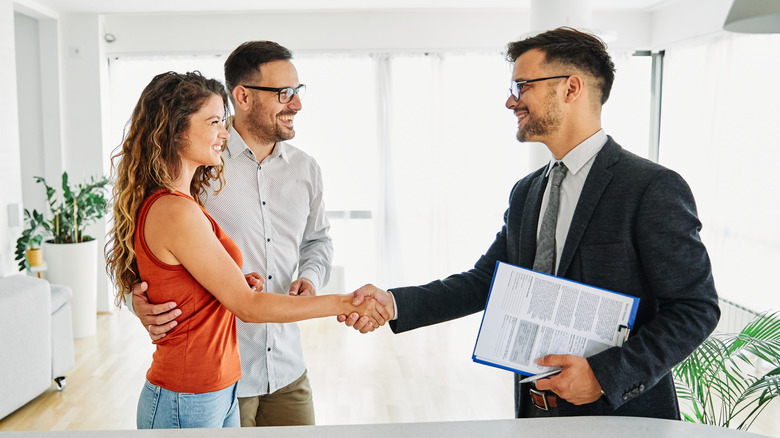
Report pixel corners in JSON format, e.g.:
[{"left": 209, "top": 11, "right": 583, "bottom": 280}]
[
  {"left": 516, "top": 88, "right": 563, "bottom": 143},
  {"left": 245, "top": 98, "right": 296, "bottom": 144}
]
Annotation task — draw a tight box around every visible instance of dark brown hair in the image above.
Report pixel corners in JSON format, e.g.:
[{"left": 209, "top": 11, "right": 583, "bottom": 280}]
[
  {"left": 506, "top": 27, "right": 615, "bottom": 105},
  {"left": 224, "top": 41, "right": 293, "bottom": 96}
]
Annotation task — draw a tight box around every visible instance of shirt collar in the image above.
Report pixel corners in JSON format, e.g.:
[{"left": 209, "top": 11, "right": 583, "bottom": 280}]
[
  {"left": 544, "top": 129, "right": 607, "bottom": 177},
  {"left": 272, "top": 140, "right": 290, "bottom": 163},
  {"left": 224, "top": 125, "right": 290, "bottom": 163}
]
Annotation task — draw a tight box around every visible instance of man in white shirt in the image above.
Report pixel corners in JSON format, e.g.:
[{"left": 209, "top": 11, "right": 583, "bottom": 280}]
[{"left": 131, "top": 41, "right": 333, "bottom": 426}]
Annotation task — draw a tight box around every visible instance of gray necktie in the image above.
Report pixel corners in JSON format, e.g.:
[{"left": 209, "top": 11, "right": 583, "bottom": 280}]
[{"left": 533, "top": 162, "right": 568, "bottom": 275}]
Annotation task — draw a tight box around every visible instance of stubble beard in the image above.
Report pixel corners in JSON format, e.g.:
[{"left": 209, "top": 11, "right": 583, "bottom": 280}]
[
  {"left": 245, "top": 99, "right": 296, "bottom": 144},
  {"left": 516, "top": 88, "right": 563, "bottom": 143}
]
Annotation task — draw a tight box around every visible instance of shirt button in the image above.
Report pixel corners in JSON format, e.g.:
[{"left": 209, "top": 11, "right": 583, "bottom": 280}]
[
  {"left": 267, "top": 348, "right": 271, "bottom": 352},
  {"left": 262, "top": 201, "right": 266, "bottom": 205},
  {"left": 268, "top": 275, "right": 273, "bottom": 279},
  {"left": 267, "top": 238, "right": 271, "bottom": 242}
]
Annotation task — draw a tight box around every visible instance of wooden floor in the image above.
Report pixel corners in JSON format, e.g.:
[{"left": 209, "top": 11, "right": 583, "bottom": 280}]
[
  {"left": 1, "top": 310, "right": 779, "bottom": 437},
  {"left": 0, "top": 309, "right": 513, "bottom": 431}
]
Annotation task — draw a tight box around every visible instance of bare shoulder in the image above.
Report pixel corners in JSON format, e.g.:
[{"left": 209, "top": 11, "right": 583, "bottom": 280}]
[
  {"left": 143, "top": 194, "right": 212, "bottom": 264},
  {"left": 146, "top": 194, "right": 210, "bottom": 235}
]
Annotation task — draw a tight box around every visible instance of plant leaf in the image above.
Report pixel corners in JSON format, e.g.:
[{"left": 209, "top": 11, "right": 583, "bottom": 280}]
[{"left": 674, "top": 310, "right": 780, "bottom": 431}]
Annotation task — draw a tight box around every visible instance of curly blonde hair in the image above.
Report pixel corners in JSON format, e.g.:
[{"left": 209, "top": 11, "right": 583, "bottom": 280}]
[{"left": 106, "top": 71, "right": 229, "bottom": 306}]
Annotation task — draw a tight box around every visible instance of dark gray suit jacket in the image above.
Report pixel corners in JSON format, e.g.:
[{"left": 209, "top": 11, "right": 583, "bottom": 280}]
[{"left": 389, "top": 137, "right": 720, "bottom": 419}]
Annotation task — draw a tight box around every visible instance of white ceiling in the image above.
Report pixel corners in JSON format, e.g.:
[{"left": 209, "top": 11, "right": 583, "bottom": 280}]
[{"left": 25, "top": 0, "right": 675, "bottom": 15}]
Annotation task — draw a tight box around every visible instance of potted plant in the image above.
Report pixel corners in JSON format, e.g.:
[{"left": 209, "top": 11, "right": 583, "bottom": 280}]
[
  {"left": 35, "top": 171, "right": 110, "bottom": 338},
  {"left": 35, "top": 172, "right": 110, "bottom": 244},
  {"left": 673, "top": 310, "right": 780, "bottom": 431},
  {"left": 13, "top": 209, "right": 47, "bottom": 271}
]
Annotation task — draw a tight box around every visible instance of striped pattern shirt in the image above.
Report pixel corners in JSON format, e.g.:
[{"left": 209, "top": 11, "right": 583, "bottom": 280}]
[{"left": 203, "top": 126, "right": 333, "bottom": 396}]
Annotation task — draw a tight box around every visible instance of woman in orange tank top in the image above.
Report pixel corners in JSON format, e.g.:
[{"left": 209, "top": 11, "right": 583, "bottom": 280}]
[{"left": 105, "top": 71, "right": 389, "bottom": 429}]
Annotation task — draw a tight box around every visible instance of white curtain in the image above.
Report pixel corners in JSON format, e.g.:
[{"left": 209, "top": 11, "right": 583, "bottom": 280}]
[
  {"left": 659, "top": 33, "right": 780, "bottom": 311},
  {"left": 293, "top": 52, "right": 524, "bottom": 289},
  {"left": 602, "top": 52, "right": 653, "bottom": 159},
  {"left": 379, "top": 52, "right": 526, "bottom": 286},
  {"left": 292, "top": 54, "right": 381, "bottom": 288}
]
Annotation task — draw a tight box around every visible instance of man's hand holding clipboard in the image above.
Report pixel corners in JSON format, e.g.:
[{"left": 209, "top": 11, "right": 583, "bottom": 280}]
[
  {"left": 472, "top": 262, "right": 638, "bottom": 400},
  {"left": 531, "top": 354, "right": 606, "bottom": 405}
]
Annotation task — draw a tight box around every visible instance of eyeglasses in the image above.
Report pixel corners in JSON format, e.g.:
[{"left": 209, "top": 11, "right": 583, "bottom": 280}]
[
  {"left": 241, "top": 84, "right": 306, "bottom": 104},
  {"left": 509, "top": 75, "right": 570, "bottom": 101}
]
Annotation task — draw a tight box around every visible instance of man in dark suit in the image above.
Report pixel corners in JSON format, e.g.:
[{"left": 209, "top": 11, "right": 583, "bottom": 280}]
[{"left": 340, "top": 27, "right": 720, "bottom": 419}]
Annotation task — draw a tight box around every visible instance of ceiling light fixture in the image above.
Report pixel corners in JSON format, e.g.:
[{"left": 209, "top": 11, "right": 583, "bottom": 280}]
[{"left": 724, "top": 0, "right": 780, "bottom": 33}]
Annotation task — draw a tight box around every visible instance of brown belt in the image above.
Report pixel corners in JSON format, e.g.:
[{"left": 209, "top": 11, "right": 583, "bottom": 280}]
[{"left": 529, "top": 387, "right": 558, "bottom": 411}]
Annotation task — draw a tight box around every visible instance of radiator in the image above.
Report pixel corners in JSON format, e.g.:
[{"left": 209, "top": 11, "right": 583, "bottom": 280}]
[{"left": 715, "top": 297, "right": 759, "bottom": 334}]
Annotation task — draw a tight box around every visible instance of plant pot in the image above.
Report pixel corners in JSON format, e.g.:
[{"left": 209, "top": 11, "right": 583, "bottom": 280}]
[
  {"left": 25, "top": 248, "right": 44, "bottom": 267},
  {"left": 44, "top": 239, "right": 98, "bottom": 338}
]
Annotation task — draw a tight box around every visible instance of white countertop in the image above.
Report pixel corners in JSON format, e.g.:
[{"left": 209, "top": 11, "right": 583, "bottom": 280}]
[{"left": 0, "top": 417, "right": 769, "bottom": 438}]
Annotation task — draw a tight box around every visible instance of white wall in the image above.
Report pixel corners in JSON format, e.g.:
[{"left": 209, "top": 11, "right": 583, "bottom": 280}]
[
  {"left": 100, "top": 9, "right": 655, "bottom": 57},
  {"left": 97, "top": 1, "right": 737, "bottom": 58},
  {"left": 1, "top": 0, "right": 23, "bottom": 276},
  {"left": 58, "top": 13, "right": 113, "bottom": 310},
  {"left": 11, "top": 3, "right": 114, "bottom": 310},
  {"left": 15, "top": 12, "right": 45, "bottom": 214},
  {"left": 58, "top": 14, "right": 107, "bottom": 180},
  {"left": 651, "top": 0, "right": 734, "bottom": 48}
]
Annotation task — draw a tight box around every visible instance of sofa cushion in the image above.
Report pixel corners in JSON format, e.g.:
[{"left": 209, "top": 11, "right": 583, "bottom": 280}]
[
  {"left": 0, "top": 275, "right": 52, "bottom": 419},
  {"left": 50, "top": 284, "right": 73, "bottom": 314}
]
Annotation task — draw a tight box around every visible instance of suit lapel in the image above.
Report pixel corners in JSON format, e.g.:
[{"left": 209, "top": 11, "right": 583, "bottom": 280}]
[{"left": 557, "top": 138, "right": 621, "bottom": 276}]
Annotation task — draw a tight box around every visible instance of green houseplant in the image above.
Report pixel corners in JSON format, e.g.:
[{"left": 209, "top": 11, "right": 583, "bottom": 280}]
[
  {"left": 13, "top": 209, "right": 47, "bottom": 271},
  {"left": 35, "top": 172, "right": 110, "bottom": 243},
  {"left": 673, "top": 310, "right": 780, "bottom": 431},
  {"left": 33, "top": 171, "right": 110, "bottom": 338}
]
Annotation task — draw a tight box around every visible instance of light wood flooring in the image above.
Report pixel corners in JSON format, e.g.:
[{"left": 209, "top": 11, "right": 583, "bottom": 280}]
[
  {"left": 0, "top": 309, "right": 512, "bottom": 431},
  {"left": 1, "top": 310, "right": 779, "bottom": 437}
]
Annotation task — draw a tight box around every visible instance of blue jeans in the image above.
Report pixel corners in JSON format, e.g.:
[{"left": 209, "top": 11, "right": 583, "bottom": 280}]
[{"left": 137, "top": 380, "right": 240, "bottom": 429}]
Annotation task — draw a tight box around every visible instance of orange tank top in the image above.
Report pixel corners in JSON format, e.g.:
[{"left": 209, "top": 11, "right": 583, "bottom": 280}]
[{"left": 135, "top": 189, "right": 242, "bottom": 393}]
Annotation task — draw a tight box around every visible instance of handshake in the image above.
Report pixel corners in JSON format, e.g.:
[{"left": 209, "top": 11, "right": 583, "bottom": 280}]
[
  {"left": 133, "top": 276, "right": 396, "bottom": 341},
  {"left": 338, "top": 284, "right": 396, "bottom": 334},
  {"left": 249, "top": 273, "right": 395, "bottom": 333}
]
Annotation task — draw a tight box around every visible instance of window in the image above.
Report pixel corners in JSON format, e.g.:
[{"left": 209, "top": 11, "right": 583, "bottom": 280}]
[
  {"left": 108, "top": 48, "right": 651, "bottom": 292},
  {"left": 659, "top": 33, "right": 780, "bottom": 311}
]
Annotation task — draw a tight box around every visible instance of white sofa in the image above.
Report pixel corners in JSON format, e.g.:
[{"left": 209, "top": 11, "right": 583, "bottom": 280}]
[{"left": 0, "top": 275, "right": 75, "bottom": 419}]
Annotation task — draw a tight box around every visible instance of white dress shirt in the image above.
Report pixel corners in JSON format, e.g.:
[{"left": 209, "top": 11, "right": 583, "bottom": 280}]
[
  {"left": 538, "top": 129, "right": 607, "bottom": 274},
  {"left": 204, "top": 126, "right": 333, "bottom": 397}
]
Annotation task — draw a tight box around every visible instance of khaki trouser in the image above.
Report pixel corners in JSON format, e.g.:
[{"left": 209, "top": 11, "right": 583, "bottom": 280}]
[{"left": 238, "top": 370, "right": 315, "bottom": 427}]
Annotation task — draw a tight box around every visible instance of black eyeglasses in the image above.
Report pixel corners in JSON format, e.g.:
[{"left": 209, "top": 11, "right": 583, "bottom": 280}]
[
  {"left": 241, "top": 84, "right": 306, "bottom": 104},
  {"left": 509, "top": 75, "right": 570, "bottom": 101}
]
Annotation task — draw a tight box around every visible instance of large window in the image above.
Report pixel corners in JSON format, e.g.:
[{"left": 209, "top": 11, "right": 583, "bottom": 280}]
[
  {"left": 108, "top": 48, "right": 651, "bottom": 293},
  {"left": 659, "top": 33, "right": 780, "bottom": 312},
  {"left": 603, "top": 52, "right": 653, "bottom": 158}
]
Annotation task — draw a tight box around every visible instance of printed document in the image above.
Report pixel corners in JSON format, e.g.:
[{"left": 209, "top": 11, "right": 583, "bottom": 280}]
[{"left": 473, "top": 261, "right": 638, "bottom": 377}]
